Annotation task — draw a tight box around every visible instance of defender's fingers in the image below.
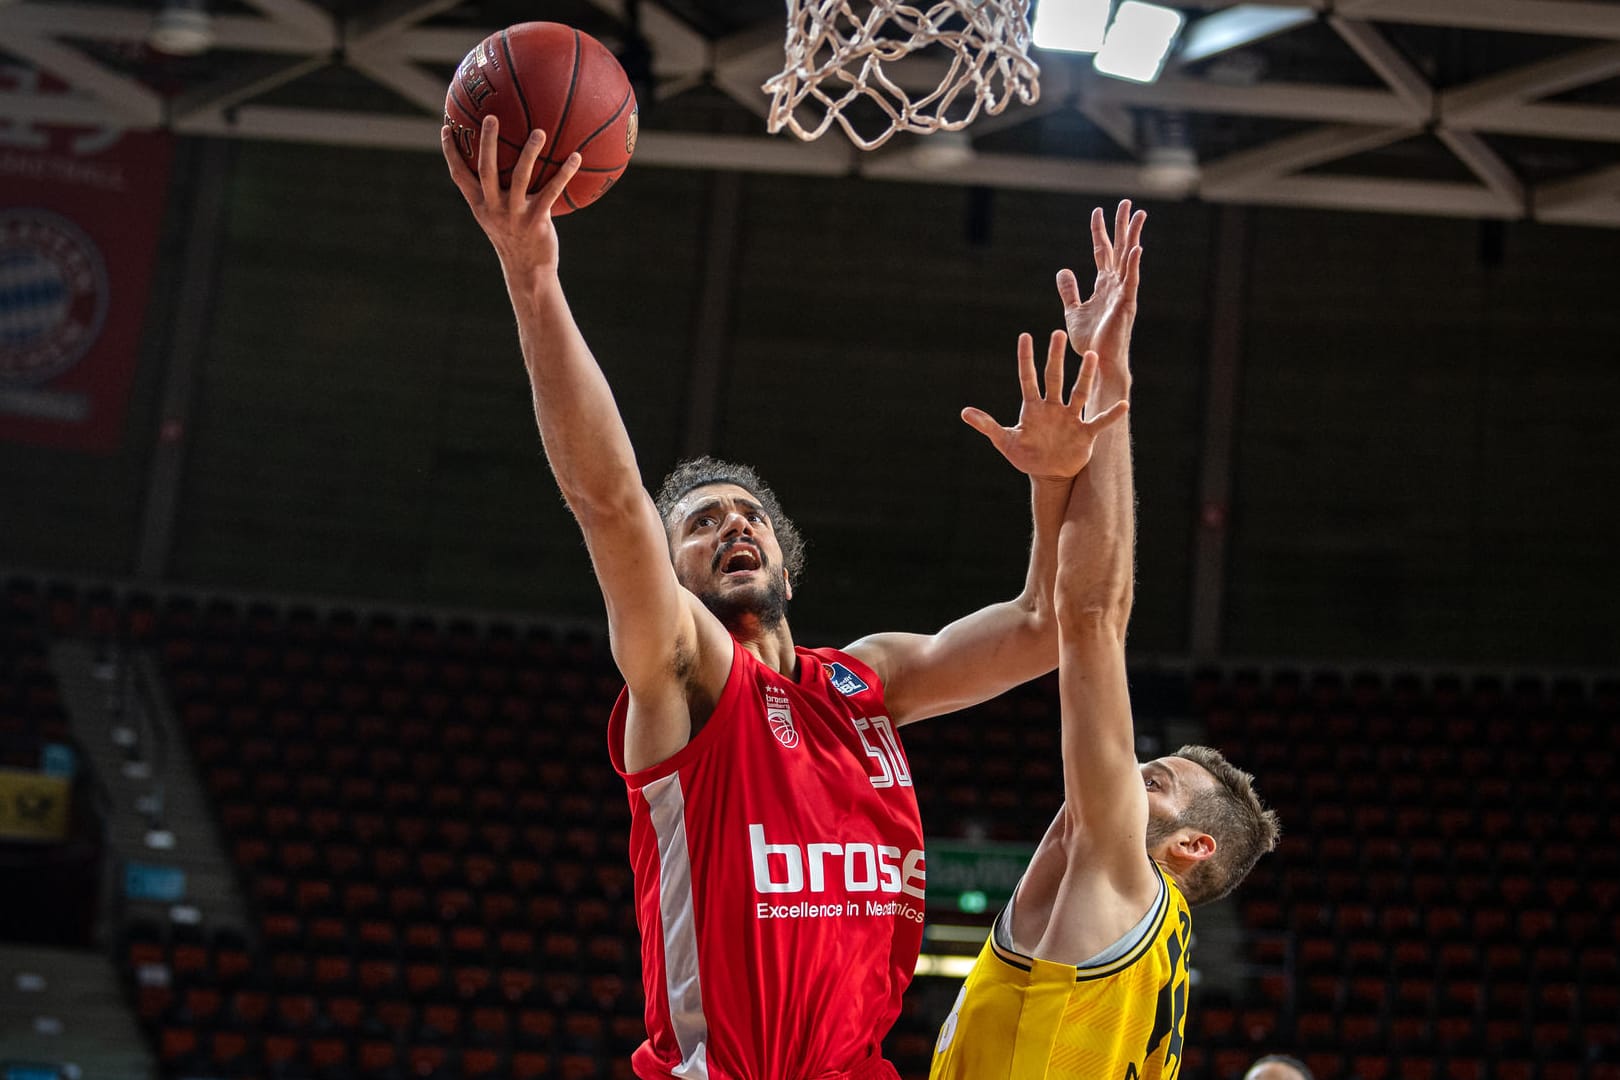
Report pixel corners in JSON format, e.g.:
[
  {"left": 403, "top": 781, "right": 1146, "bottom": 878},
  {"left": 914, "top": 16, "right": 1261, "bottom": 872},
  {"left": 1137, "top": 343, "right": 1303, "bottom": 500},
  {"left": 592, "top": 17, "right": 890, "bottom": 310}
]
[
  {"left": 1056, "top": 267, "right": 1083, "bottom": 309},
  {"left": 1125, "top": 208, "right": 1146, "bottom": 256},
  {"left": 1043, "top": 329, "right": 1067, "bottom": 401},
  {"left": 476, "top": 115, "right": 502, "bottom": 206},
  {"left": 1016, "top": 332, "right": 1039, "bottom": 401},
  {"left": 1070, "top": 350, "right": 1101, "bottom": 413},
  {"left": 440, "top": 127, "right": 482, "bottom": 205},
  {"left": 1086, "top": 398, "right": 1130, "bottom": 433},
  {"left": 1113, "top": 201, "right": 1131, "bottom": 263},
  {"left": 1123, "top": 246, "right": 1143, "bottom": 304},
  {"left": 1091, "top": 207, "right": 1112, "bottom": 269},
  {"left": 510, "top": 129, "right": 547, "bottom": 209},
  {"left": 535, "top": 151, "right": 582, "bottom": 213},
  {"left": 961, "top": 408, "right": 1010, "bottom": 452}
]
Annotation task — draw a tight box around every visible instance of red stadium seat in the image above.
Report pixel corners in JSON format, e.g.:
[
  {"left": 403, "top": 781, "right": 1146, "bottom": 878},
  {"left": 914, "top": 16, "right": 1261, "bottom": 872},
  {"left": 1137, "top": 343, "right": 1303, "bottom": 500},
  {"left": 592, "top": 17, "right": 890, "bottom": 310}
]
[
  {"left": 1197, "top": 1006, "right": 1236, "bottom": 1042},
  {"left": 1302, "top": 1052, "right": 1343, "bottom": 1080},
  {"left": 512, "top": 1051, "right": 552, "bottom": 1079},
  {"left": 1350, "top": 1055, "right": 1391, "bottom": 1080}
]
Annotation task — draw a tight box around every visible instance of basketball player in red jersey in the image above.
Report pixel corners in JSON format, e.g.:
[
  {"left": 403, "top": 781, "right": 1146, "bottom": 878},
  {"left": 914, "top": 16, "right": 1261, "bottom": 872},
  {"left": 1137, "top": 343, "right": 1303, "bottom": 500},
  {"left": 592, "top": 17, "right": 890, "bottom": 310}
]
[{"left": 440, "top": 119, "right": 1127, "bottom": 1080}]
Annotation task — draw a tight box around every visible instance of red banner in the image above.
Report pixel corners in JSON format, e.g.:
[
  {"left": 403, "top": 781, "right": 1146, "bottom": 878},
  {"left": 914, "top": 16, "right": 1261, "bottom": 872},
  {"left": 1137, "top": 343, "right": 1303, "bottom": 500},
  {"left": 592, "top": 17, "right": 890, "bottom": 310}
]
[{"left": 0, "top": 81, "right": 173, "bottom": 452}]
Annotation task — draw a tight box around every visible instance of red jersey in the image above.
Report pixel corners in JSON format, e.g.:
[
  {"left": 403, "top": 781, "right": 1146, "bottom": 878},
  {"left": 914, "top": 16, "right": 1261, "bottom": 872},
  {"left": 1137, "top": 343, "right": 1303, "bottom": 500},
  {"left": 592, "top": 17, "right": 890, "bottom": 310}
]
[{"left": 608, "top": 641, "right": 925, "bottom": 1080}]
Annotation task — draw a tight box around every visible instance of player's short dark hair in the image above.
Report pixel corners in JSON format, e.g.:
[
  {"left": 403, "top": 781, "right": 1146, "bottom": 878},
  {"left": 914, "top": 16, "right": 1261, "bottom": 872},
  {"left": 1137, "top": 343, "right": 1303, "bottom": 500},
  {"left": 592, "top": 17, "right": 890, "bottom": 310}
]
[
  {"left": 1170, "top": 744, "right": 1280, "bottom": 906},
  {"left": 1246, "top": 1054, "right": 1314, "bottom": 1080},
  {"left": 653, "top": 457, "right": 806, "bottom": 584}
]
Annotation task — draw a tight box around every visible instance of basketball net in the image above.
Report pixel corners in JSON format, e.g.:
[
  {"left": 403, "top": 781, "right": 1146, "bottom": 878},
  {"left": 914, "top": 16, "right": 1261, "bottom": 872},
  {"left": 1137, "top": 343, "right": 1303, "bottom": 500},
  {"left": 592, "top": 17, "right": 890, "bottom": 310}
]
[{"left": 764, "top": 0, "right": 1041, "bottom": 150}]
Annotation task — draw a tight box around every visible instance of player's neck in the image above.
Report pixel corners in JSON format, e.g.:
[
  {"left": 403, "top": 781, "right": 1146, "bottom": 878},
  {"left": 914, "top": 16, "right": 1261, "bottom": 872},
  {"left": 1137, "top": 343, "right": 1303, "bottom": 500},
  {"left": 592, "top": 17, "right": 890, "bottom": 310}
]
[{"left": 737, "top": 622, "right": 798, "bottom": 680}]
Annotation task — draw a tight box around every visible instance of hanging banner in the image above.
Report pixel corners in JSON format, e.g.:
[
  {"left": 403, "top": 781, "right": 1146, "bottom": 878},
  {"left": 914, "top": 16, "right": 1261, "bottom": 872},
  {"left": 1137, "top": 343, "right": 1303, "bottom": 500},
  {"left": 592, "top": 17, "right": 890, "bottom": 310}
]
[
  {"left": 0, "top": 66, "right": 174, "bottom": 452},
  {"left": 0, "top": 767, "right": 71, "bottom": 841}
]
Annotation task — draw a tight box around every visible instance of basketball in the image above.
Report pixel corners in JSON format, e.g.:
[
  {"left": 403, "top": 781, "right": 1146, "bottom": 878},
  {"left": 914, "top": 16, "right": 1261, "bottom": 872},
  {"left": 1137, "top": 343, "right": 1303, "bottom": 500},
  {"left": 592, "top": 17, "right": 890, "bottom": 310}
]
[{"left": 444, "top": 22, "right": 639, "bottom": 215}]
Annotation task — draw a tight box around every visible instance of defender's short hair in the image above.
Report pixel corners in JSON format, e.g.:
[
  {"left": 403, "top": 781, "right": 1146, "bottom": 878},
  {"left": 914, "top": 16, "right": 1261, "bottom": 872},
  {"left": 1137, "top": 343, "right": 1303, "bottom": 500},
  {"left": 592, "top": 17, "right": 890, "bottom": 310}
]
[
  {"left": 1170, "top": 744, "right": 1280, "bottom": 906},
  {"left": 1246, "top": 1055, "right": 1313, "bottom": 1080},
  {"left": 654, "top": 457, "right": 806, "bottom": 584}
]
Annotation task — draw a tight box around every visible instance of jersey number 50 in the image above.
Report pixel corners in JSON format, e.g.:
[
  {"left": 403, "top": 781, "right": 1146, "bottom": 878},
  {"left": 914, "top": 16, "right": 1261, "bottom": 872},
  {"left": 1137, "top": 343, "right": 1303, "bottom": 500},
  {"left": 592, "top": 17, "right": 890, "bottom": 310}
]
[{"left": 852, "top": 715, "right": 912, "bottom": 789}]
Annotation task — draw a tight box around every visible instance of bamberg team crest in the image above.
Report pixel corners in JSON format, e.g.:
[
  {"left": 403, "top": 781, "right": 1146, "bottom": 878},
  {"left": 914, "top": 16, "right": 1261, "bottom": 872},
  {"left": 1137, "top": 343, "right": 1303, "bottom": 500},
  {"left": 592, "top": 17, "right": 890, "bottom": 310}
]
[{"left": 764, "top": 687, "right": 799, "bottom": 748}]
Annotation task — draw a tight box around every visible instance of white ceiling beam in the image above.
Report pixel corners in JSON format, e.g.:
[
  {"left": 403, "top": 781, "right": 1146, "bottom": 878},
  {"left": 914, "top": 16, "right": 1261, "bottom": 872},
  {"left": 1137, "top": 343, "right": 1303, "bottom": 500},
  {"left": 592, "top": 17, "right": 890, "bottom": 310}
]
[
  {"left": 0, "top": 2, "right": 150, "bottom": 40},
  {"left": 175, "top": 104, "right": 438, "bottom": 149},
  {"left": 1534, "top": 161, "right": 1620, "bottom": 211},
  {"left": 1207, "top": 173, "right": 1518, "bottom": 219},
  {"left": 345, "top": 0, "right": 462, "bottom": 46},
  {"left": 861, "top": 149, "right": 1154, "bottom": 194},
  {"left": 1327, "top": 16, "right": 1524, "bottom": 202},
  {"left": 638, "top": 5, "right": 711, "bottom": 77},
  {"left": 712, "top": 21, "right": 788, "bottom": 71},
  {"left": 0, "top": 87, "right": 130, "bottom": 127},
  {"left": 707, "top": 23, "right": 788, "bottom": 116},
  {"left": 1093, "top": 76, "right": 1415, "bottom": 125},
  {"left": 965, "top": 94, "right": 1070, "bottom": 139},
  {"left": 139, "top": 101, "right": 1620, "bottom": 227},
  {"left": 346, "top": 46, "right": 448, "bottom": 115},
  {"left": 1176, "top": 4, "right": 1318, "bottom": 67},
  {"left": 712, "top": 71, "right": 775, "bottom": 121},
  {"left": 170, "top": 56, "right": 330, "bottom": 122},
  {"left": 1332, "top": 0, "right": 1620, "bottom": 40},
  {"left": 1461, "top": 101, "right": 1620, "bottom": 143},
  {"left": 1079, "top": 97, "right": 1139, "bottom": 154},
  {"left": 1435, "top": 128, "right": 1524, "bottom": 203},
  {"left": 1442, "top": 44, "right": 1620, "bottom": 119},
  {"left": 639, "top": 130, "right": 852, "bottom": 174},
  {"left": 240, "top": 0, "right": 335, "bottom": 45},
  {"left": 0, "top": 33, "right": 162, "bottom": 125},
  {"left": 1537, "top": 200, "right": 1620, "bottom": 228},
  {"left": 0, "top": 2, "right": 327, "bottom": 51},
  {"left": 1199, "top": 123, "right": 1415, "bottom": 187},
  {"left": 1181, "top": 0, "right": 1330, "bottom": 11},
  {"left": 210, "top": 13, "right": 332, "bottom": 53},
  {"left": 583, "top": 0, "right": 709, "bottom": 76},
  {"left": 395, "top": 10, "right": 710, "bottom": 79},
  {"left": 396, "top": 26, "right": 488, "bottom": 64},
  {"left": 1327, "top": 16, "right": 1433, "bottom": 113}
]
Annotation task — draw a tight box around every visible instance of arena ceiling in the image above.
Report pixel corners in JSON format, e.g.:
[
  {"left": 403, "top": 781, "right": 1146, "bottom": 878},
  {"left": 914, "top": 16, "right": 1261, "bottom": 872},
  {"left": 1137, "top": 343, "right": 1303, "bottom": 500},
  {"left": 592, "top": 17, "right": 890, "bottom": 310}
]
[{"left": 4, "top": 0, "right": 1620, "bottom": 226}]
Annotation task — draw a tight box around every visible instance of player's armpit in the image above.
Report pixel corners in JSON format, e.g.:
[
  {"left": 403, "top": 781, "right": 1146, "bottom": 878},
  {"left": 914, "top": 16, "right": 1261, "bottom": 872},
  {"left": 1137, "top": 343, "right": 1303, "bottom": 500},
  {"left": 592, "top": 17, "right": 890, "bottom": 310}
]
[
  {"left": 582, "top": 493, "right": 730, "bottom": 763},
  {"left": 613, "top": 593, "right": 736, "bottom": 773}
]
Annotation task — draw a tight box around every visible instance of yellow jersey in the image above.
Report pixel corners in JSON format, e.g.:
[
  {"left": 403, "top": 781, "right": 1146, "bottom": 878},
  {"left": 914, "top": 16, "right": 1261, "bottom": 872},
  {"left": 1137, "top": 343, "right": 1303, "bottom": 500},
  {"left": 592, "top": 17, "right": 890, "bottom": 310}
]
[{"left": 929, "top": 865, "right": 1192, "bottom": 1080}]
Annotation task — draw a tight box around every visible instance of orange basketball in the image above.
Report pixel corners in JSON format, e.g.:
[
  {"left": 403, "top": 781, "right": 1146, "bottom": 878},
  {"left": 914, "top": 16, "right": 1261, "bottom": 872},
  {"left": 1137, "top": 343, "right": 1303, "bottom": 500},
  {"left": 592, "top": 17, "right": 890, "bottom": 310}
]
[{"left": 444, "top": 22, "right": 639, "bottom": 215}]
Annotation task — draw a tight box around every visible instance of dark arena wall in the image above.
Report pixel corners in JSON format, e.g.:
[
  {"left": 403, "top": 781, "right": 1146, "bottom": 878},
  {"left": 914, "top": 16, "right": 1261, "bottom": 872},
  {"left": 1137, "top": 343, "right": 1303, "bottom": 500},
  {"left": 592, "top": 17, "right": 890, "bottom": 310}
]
[{"left": 3, "top": 139, "right": 1619, "bottom": 662}]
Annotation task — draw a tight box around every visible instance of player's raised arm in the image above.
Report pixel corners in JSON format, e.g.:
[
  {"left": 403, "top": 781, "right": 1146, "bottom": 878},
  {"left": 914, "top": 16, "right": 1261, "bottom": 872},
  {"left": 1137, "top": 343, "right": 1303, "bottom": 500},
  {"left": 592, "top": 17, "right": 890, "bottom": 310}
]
[
  {"left": 847, "top": 332, "right": 1126, "bottom": 725},
  {"left": 441, "top": 118, "right": 724, "bottom": 753},
  {"left": 1049, "top": 335, "right": 1156, "bottom": 890}
]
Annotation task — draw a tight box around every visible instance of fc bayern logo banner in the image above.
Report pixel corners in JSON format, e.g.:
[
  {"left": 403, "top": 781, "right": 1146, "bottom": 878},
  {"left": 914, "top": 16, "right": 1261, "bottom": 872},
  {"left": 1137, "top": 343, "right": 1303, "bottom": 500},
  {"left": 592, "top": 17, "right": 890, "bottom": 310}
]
[
  {"left": 0, "top": 210, "right": 110, "bottom": 386},
  {"left": 0, "top": 100, "right": 172, "bottom": 452}
]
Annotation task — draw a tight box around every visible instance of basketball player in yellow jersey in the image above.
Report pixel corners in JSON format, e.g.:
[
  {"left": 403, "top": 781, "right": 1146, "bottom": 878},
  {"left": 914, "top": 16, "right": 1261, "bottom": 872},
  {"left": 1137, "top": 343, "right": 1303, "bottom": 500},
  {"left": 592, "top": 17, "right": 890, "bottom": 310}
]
[{"left": 931, "top": 203, "right": 1281, "bottom": 1080}]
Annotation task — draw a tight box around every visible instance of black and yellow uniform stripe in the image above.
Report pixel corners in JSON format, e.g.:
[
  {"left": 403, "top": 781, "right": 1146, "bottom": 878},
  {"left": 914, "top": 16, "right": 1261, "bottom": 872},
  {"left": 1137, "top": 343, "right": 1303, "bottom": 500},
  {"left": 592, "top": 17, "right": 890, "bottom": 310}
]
[{"left": 929, "top": 865, "right": 1193, "bottom": 1080}]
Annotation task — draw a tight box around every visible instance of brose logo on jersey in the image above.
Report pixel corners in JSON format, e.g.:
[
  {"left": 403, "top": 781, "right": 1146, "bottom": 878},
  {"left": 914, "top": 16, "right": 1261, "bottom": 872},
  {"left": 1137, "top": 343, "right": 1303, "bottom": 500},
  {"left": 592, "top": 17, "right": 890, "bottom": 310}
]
[
  {"left": 825, "top": 662, "right": 868, "bottom": 696},
  {"left": 749, "top": 823, "right": 925, "bottom": 898},
  {"left": 764, "top": 686, "right": 799, "bottom": 748}
]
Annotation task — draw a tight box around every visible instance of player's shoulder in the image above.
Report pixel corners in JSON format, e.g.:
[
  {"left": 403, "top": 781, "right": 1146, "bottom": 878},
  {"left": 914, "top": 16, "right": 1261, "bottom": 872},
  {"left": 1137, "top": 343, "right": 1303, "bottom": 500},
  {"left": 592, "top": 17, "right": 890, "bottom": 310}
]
[{"left": 798, "top": 645, "right": 879, "bottom": 696}]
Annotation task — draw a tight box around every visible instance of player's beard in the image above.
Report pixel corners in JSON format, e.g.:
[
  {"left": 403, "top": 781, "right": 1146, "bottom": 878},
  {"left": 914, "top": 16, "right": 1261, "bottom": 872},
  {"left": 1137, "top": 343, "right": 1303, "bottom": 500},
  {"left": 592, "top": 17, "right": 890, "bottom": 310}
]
[
  {"left": 1144, "top": 808, "right": 1181, "bottom": 853},
  {"left": 697, "top": 573, "right": 789, "bottom": 635}
]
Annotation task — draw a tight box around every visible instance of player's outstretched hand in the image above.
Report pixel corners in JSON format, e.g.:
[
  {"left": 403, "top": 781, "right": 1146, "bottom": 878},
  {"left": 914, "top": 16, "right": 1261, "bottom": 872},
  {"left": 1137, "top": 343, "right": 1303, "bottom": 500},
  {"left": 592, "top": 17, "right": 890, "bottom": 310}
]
[
  {"left": 440, "top": 115, "right": 582, "bottom": 272},
  {"left": 1056, "top": 199, "right": 1144, "bottom": 376},
  {"left": 963, "top": 332, "right": 1129, "bottom": 481}
]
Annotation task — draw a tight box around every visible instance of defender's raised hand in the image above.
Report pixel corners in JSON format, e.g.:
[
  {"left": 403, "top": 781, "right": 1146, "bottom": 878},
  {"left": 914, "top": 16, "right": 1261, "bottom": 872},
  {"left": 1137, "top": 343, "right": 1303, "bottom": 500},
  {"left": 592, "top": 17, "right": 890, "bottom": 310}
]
[
  {"left": 440, "top": 115, "right": 582, "bottom": 272},
  {"left": 963, "top": 331, "right": 1129, "bottom": 481},
  {"left": 1057, "top": 200, "right": 1144, "bottom": 377}
]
